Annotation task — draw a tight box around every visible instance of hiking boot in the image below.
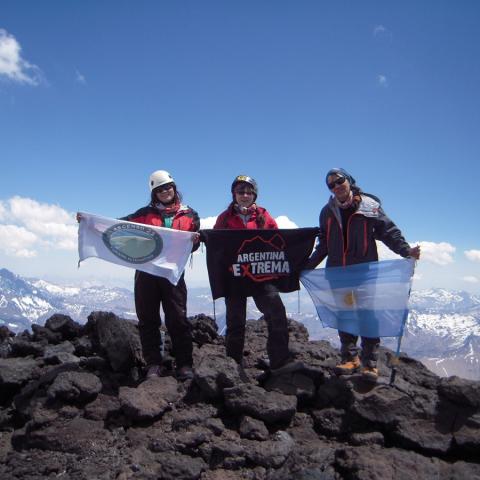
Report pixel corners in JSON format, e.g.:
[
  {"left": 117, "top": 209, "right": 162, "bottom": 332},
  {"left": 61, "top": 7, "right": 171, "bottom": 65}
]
[
  {"left": 361, "top": 366, "right": 378, "bottom": 382},
  {"left": 176, "top": 366, "right": 194, "bottom": 381},
  {"left": 334, "top": 357, "right": 361, "bottom": 375}
]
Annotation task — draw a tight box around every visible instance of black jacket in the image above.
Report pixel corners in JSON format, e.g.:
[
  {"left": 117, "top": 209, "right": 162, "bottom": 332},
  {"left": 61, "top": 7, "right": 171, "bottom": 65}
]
[{"left": 305, "top": 194, "right": 411, "bottom": 269}]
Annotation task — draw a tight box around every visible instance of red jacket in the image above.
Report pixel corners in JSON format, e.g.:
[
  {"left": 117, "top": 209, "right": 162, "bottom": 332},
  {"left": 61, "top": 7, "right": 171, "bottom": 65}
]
[
  {"left": 121, "top": 204, "right": 200, "bottom": 232},
  {"left": 214, "top": 205, "right": 277, "bottom": 230}
]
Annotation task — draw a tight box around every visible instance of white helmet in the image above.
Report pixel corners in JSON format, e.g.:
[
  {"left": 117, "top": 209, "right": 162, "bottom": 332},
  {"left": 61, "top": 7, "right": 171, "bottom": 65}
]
[{"left": 149, "top": 170, "right": 175, "bottom": 191}]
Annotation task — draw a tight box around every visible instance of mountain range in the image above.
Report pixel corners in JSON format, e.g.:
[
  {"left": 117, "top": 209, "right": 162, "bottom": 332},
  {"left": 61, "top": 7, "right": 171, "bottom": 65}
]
[{"left": 1, "top": 267, "right": 479, "bottom": 380}]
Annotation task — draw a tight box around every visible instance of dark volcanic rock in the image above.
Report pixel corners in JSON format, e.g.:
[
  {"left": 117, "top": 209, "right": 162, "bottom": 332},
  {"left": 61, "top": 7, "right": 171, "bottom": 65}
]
[
  {"left": 31, "top": 323, "right": 63, "bottom": 344},
  {"left": 119, "top": 376, "right": 180, "bottom": 421},
  {"left": 0, "top": 357, "right": 39, "bottom": 402},
  {"left": 438, "top": 375, "right": 480, "bottom": 408},
  {"left": 43, "top": 340, "right": 80, "bottom": 365},
  {"left": 190, "top": 314, "right": 219, "bottom": 346},
  {"left": 224, "top": 383, "right": 297, "bottom": 423},
  {"left": 47, "top": 371, "right": 102, "bottom": 403},
  {"left": 86, "top": 311, "right": 143, "bottom": 371},
  {"left": 0, "top": 325, "right": 15, "bottom": 342},
  {"left": 311, "top": 407, "right": 348, "bottom": 437},
  {"left": 453, "top": 411, "right": 480, "bottom": 454},
  {"left": 194, "top": 350, "right": 244, "bottom": 399},
  {"left": 391, "top": 418, "right": 452, "bottom": 455},
  {"left": 263, "top": 369, "right": 317, "bottom": 400},
  {"left": 335, "top": 445, "right": 480, "bottom": 480},
  {"left": 349, "top": 382, "right": 423, "bottom": 426},
  {"left": 0, "top": 312, "right": 479, "bottom": 480},
  {"left": 44, "top": 314, "right": 82, "bottom": 340},
  {"left": 146, "top": 451, "right": 207, "bottom": 479},
  {"left": 12, "top": 417, "right": 114, "bottom": 454},
  {"left": 84, "top": 393, "right": 122, "bottom": 421},
  {"left": 10, "top": 338, "right": 45, "bottom": 357},
  {"left": 239, "top": 415, "right": 269, "bottom": 440}
]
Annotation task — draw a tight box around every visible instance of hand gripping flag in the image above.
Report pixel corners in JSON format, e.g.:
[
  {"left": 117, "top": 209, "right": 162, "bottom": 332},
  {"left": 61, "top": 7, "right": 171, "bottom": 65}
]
[
  {"left": 300, "top": 259, "right": 415, "bottom": 338},
  {"left": 201, "top": 228, "right": 319, "bottom": 299},
  {"left": 78, "top": 212, "right": 195, "bottom": 285}
]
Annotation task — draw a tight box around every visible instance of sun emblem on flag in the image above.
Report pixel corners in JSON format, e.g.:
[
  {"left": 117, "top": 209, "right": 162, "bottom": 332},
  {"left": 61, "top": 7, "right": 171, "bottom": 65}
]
[{"left": 343, "top": 291, "right": 357, "bottom": 307}]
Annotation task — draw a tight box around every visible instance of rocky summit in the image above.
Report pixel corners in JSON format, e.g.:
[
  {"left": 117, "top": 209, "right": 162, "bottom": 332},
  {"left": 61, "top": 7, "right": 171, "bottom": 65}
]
[{"left": 0, "top": 312, "right": 479, "bottom": 480}]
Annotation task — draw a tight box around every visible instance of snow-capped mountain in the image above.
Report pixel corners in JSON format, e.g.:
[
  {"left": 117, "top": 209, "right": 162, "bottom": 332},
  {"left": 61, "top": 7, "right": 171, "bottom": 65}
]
[
  {"left": 0, "top": 268, "right": 136, "bottom": 332},
  {"left": 394, "top": 289, "right": 480, "bottom": 381},
  {"left": 1, "top": 268, "right": 479, "bottom": 380}
]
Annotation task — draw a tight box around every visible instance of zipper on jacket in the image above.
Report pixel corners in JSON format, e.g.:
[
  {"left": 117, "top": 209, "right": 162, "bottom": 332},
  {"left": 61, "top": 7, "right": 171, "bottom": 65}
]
[
  {"left": 326, "top": 217, "right": 332, "bottom": 251},
  {"left": 329, "top": 214, "right": 347, "bottom": 266},
  {"left": 343, "top": 213, "right": 361, "bottom": 266}
]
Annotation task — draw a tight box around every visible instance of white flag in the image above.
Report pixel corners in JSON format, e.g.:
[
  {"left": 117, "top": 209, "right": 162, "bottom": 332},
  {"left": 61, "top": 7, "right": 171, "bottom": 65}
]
[{"left": 78, "top": 212, "right": 195, "bottom": 285}]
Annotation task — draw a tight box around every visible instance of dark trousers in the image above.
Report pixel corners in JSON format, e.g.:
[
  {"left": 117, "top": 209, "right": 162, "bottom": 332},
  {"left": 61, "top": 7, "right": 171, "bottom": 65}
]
[
  {"left": 225, "top": 284, "right": 289, "bottom": 369},
  {"left": 339, "top": 331, "right": 380, "bottom": 368},
  {"left": 134, "top": 271, "right": 193, "bottom": 368}
]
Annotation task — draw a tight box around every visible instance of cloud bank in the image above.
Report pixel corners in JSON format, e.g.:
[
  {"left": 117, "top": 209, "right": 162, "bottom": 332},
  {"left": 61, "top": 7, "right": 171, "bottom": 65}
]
[
  {"left": 416, "top": 241, "right": 455, "bottom": 265},
  {"left": 465, "top": 250, "right": 480, "bottom": 263},
  {"left": 0, "top": 196, "right": 77, "bottom": 257},
  {"left": 0, "top": 29, "right": 42, "bottom": 85},
  {"left": 376, "top": 240, "right": 456, "bottom": 266}
]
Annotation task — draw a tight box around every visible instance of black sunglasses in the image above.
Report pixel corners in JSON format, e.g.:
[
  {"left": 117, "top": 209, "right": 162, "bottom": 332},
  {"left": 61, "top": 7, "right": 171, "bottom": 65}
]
[
  {"left": 155, "top": 183, "right": 174, "bottom": 193},
  {"left": 327, "top": 176, "right": 347, "bottom": 190}
]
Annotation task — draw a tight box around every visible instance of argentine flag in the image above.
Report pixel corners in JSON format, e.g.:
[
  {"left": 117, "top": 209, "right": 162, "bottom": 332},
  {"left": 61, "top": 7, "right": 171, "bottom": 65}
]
[{"left": 300, "top": 259, "right": 415, "bottom": 338}]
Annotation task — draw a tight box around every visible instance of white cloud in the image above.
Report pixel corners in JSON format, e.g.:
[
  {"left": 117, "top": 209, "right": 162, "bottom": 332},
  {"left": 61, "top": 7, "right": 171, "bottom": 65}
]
[
  {"left": 465, "top": 249, "right": 480, "bottom": 263},
  {"left": 0, "top": 224, "right": 38, "bottom": 257},
  {"left": 0, "top": 202, "right": 7, "bottom": 221},
  {"left": 0, "top": 29, "right": 42, "bottom": 85},
  {"left": 75, "top": 69, "right": 86, "bottom": 85},
  {"left": 8, "top": 196, "right": 72, "bottom": 224},
  {"left": 377, "top": 75, "right": 388, "bottom": 87},
  {"left": 373, "top": 25, "right": 387, "bottom": 37},
  {"left": 373, "top": 25, "right": 392, "bottom": 40},
  {"left": 376, "top": 241, "right": 402, "bottom": 260},
  {"left": 463, "top": 276, "right": 479, "bottom": 284},
  {"left": 0, "top": 196, "right": 77, "bottom": 257},
  {"left": 275, "top": 216, "right": 298, "bottom": 228},
  {"left": 417, "top": 241, "right": 455, "bottom": 265},
  {"left": 200, "top": 216, "right": 217, "bottom": 229},
  {"left": 377, "top": 240, "right": 456, "bottom": 266}
]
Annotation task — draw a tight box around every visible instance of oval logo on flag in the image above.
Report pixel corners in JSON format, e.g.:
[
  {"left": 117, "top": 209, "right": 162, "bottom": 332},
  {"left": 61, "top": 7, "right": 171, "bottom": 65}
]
[{"left": 102, "top": 223, "right": 163, "bottom": 264}]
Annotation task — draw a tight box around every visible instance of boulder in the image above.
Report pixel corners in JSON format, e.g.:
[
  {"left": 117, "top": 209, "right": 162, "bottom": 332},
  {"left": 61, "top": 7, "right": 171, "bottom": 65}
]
[
  {"left": 44, "top": 314, "right": 82, "bottom": 341},
  {"left": 438, "top": 376, "right": 480, "bottom": 409},
  {"left": 194, "top": 352, "right": 244, "bottom": 399},
  {"left": 224, "top": 383, "right": 297, "bottom": 424},
  {"left": 119, "top": 376, "right": 180, "bottom": 421},
  {"left": 86, "top": 311, "right": 143, "bottom": 371},
  {"left": 47, "top": 371, "right": 102, "bottom": 403}
]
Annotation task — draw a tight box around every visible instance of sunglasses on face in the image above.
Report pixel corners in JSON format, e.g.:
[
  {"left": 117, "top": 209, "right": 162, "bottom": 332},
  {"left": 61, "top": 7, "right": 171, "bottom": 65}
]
[
  {"left": 235, "top": 190, "right": 254, "bottom": 196},
  {"left": 327, "top": 176, "right": 347, "bottom": 190},
  {"left": 156, "top": 184, "right": 174, "bottom": 193}
]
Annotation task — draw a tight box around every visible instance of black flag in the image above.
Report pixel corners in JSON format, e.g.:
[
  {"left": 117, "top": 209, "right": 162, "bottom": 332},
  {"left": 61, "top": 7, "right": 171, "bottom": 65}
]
[{"left": 200, "top": 228, "right": 319, "bottom": 299}]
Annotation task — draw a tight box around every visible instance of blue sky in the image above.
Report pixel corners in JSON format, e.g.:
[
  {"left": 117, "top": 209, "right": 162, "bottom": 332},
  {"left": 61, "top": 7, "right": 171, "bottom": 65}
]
[{"left": 1, "top": 0, "right": 479, "bottom": 292}]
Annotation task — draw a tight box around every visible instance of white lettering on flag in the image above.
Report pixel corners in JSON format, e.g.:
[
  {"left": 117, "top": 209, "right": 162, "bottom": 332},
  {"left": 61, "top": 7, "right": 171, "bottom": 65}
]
[{"left": 78, "top": 212, "right": 194, "bottom": 285}]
